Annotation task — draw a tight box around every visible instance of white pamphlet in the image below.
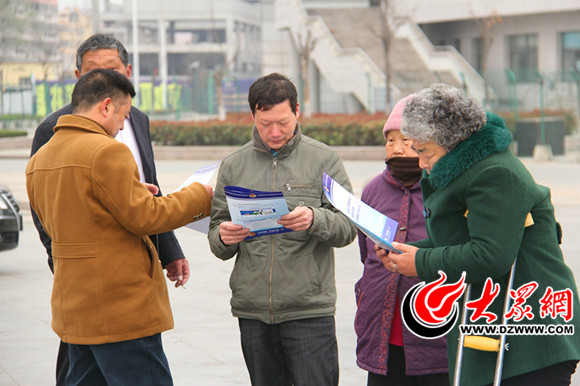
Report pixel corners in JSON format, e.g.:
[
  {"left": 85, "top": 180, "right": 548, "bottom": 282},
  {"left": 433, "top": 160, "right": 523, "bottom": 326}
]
[
  {"left": 322, "top": 173, "right": 400, "bottom": 253},
  {"left": 174, "top": 161, "right": 221, "bottom": 233}
]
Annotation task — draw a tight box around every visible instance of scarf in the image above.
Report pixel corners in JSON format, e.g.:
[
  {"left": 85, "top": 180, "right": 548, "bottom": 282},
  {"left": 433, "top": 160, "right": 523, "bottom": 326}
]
[{"left": 386, "top": 156, "right": 422, "bottom": 187}]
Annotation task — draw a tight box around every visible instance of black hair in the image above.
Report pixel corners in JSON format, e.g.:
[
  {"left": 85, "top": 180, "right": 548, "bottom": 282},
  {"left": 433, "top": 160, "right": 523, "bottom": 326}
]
[
  {"left": 248, "top": 73, "right": 297, "bottom": 115},
  {"left": 71, "top": 69, "right": 136, "bottom": 114}
]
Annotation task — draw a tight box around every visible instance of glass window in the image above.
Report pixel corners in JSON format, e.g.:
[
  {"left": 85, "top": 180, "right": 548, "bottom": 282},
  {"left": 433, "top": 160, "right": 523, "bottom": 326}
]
[
  {"left": 508, "top": 34, "right": 538, "bottom": 83},
  {"left": 561, "top": 31, "right": 580, "bottom": 77}
]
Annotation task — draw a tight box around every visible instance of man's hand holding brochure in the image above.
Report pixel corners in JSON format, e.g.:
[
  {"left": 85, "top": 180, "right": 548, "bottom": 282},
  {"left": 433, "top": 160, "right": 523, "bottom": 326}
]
[
  {"left": 224, "top": 186, "right": 292, "bottom": 239},
  {"left": 322, "top": 173, "right": 401, "bottom": 253},
  {"left": 174, "top": 161, "right": 220, "bottom": 233}
]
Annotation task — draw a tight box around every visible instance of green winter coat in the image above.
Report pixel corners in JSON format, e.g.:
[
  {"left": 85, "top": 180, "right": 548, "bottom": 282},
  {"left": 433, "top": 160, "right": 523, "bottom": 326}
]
[
  {"left": 208, "top": 124, "right": 356, "bottom": 324},
  {"left": 413, "top": 113, "right": 580, "bottom": 385}
]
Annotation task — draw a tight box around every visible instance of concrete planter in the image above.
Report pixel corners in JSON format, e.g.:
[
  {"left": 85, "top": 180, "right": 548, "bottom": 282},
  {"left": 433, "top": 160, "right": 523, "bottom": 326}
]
[{"left": 514, "top": 117, "right": 565, "bottom": 156}]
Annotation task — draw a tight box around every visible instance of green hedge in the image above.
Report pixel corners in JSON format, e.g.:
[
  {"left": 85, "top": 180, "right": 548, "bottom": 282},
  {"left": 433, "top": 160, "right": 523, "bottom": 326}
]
[
  {"left": 150, "top": 113, "right": 387, "bottom": 146},
  {"left": 0, "top": 114, "right": 41, "bottom": 121},
  {"left": 498, "top": 110, "right": 577, "bottom": 135},
  {"left": 0, "top": 130, "right": 28, "bottom": 138},
  {"left": 149, "top": 110, "right": 577, "bottom": 146}
]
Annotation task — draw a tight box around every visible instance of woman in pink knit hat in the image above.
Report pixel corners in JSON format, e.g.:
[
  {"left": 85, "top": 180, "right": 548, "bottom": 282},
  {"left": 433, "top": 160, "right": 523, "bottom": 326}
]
[{"left": 354, "top": 95, "right": 449, "bottom": 385}]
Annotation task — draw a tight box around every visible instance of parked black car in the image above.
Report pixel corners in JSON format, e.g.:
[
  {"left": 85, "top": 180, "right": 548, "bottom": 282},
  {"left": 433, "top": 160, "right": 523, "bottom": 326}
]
[{"left": 0, "top": 184, "right": 22, "bottom": 251}]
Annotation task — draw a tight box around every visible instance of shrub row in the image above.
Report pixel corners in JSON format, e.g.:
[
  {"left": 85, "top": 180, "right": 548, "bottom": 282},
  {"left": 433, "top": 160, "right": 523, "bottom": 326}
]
[
  {"left": 149, "top": 111, "right": 577, "bottom": 146},
  {"left": 150, "top": 113, "right": 388, "bottom": 146},
  {"left": 0, "top": 130, "right": 28, "bottom": 138},
  {"left": 0, "top": 114, "right": 41, "bottom": 121},
  {"left": 500, "top": 109, "right": 577, "bottom": 135}
]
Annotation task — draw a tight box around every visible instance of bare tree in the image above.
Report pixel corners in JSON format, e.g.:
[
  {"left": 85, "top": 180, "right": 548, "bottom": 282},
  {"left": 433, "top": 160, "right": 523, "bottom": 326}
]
[
  {"left": 473, "top": 10, "right": 502, "bottom": 107},
  {"left": 210, "top": 3, "right": 239, "bottom": 121},
  {"left": 30, "top": 10, "right": 62, "bottom": 115},
  {"left": 0, "top": 0, "right": 34, "bottom": 114},
  {"left": 376, "top": 0, "right": 406, "bottom": 113},
  {"left": 212, "top": 46, "right": 239, "bottom": 121},
  {"left": 296, "top": 25, "right": 317, "bottom": 118}
]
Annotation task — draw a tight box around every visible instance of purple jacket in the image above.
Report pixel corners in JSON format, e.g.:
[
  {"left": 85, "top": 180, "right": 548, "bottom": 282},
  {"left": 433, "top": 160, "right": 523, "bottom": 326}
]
[{"left": 355, "top": 166, "right": 448, "bottom": 376}]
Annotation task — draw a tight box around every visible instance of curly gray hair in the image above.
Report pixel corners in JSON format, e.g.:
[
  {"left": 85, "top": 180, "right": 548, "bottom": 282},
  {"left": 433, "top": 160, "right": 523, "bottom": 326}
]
[{"left": 400, "top": 83, "right": 487, "bottom": 152}]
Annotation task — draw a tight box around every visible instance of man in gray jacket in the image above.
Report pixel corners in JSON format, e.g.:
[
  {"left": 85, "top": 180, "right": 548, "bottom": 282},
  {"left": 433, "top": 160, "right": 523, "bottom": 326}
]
[{"left": 208, "top": 73, "right": 356, "bottom": 386}]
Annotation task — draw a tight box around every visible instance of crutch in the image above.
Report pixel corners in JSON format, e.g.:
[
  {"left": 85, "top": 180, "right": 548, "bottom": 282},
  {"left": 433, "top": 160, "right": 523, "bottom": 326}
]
[{"left": 453, "top": 257, "right": 518, "bottom": 386}]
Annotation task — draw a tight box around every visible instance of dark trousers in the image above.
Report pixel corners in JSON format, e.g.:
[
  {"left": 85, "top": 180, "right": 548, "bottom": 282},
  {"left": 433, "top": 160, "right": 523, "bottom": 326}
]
[
  {"left": 484, "top": 360, "right": 578, "bottom": 386},
  {"left": 66, "top": 333, "right": 173, "bottom": 386},
  {"left": 56, "top": 340, "right": 69, "bottom": 386},
  {"left": 239, "top": 316, "right": 339, "bottom": 386},
  {"left": 367, "top": 344, "right": 449, "bottom": 386}
]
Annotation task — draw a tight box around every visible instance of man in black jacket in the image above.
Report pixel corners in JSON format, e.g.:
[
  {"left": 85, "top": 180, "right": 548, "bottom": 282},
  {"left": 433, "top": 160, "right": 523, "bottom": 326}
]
[{"left": 30, "top": 33, "right": 189, "bottom": 386}]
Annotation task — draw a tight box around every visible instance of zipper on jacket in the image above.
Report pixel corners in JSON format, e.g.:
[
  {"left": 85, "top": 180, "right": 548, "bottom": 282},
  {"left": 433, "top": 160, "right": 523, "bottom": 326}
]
[
  {"left": 269, "top": 157, "right": 277, "bottom": 323},
  {"left": 269, "top": 239, "right": 275, "bottom": 323}
]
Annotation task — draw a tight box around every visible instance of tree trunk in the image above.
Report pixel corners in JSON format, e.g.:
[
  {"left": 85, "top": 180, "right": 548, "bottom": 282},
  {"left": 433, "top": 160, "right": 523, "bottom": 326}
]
[
  {"left": 381, "top": 0, "right": 393, "bottom": 114},
  {"left": 0, "top": 68, "right": 4, "bottom": 116},
  {"left": 301, "top": 55, "right": 312, "bottom": 118},
  {"left": 385, "top": 46, "right": 392, "bottom": 113},
  {"left": 481, "top": 42, "right": 490, "bottom": 108},
  {"left": 214, "top": 70, "right": 226, "bottom": 121}
]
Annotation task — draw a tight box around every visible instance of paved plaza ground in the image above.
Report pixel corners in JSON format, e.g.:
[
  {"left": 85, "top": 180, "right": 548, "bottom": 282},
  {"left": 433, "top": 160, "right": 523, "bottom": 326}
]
[{"left": 1, "top": 154, "right": 579, "bottom": 385}]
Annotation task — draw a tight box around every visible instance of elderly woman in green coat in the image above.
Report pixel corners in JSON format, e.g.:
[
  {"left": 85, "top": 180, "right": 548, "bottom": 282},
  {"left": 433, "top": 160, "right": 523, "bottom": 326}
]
[{"left": 377, "top": 83, "right": 580, "bottom": 386}]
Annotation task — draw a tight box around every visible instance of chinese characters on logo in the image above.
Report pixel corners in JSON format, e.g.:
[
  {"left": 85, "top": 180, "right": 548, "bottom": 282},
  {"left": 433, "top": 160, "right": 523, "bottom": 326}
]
[{"left": 402, "top": 271, "right": 575, "bottom": 339}]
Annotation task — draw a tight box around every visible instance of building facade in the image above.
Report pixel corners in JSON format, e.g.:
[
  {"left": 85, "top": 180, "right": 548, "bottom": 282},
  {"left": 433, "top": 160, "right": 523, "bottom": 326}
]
[
  {"left": 3, "top": 0, "right": 579, "bottom": 120},
  {"left": 99, "top": 0, "right": 263, "bottom": 113},
  {"left": 0, "top": 0, "right": 60, "bottom": 87},
  {"left": 410, "top": 0, "right": 580, "bottom": 112}
]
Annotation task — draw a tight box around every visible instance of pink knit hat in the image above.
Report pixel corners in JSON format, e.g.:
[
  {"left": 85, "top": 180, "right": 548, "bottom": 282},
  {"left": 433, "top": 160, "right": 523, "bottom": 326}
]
[{"left": 383, "top": 94, "right": 414, "bottom": 140}]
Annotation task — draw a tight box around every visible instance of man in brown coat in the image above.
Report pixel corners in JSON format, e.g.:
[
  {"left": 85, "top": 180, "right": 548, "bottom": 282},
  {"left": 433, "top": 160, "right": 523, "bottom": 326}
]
[{"left": 26, "top": 68, "right": 212, "bottom": 385}]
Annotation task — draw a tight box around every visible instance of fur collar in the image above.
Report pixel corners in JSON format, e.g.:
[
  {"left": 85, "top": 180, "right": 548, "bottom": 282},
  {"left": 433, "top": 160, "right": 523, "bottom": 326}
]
[{"left": 426, "top": 112, "right": 512, "bottom": 190}]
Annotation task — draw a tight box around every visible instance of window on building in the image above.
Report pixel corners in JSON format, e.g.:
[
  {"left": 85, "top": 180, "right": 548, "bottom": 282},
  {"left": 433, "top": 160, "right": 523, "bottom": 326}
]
[
  {"left": 561, "top": 31, "right": 580, "bottom": 79},
  {"left": 131, "top": 53, "right": 158, "bottom": 77},
  {"left": 139, "top": 20, "right": 158, "bottom": 45},
  {"left": 508, "top": 34, "right": 538, "bottom": 83},
  {"left": 436, "top": 38, "right": 460, "bottom": 52}
]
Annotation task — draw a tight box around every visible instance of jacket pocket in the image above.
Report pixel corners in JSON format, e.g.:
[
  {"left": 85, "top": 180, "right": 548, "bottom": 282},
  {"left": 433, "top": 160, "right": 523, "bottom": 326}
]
[
  {"left": 282, "top": 184, "right": 321, "bottom": 241},
  {"left": 52, "top": 243, "right": 96, "bottom": 259},
  {"left": 282, "top": 184, "right": 321, "bottom": 211},
  {"left": 141, "top": 236, "right": 158, "bottom": 278},
  {"left": 275, "top": 251, "right": 323, "bottom": 308},
  {"left": 51, "top": 243, "right": 99, "bottom": 307},
  {"left": 229, "top": 249, "right": 269, "bottom": 311},
  {"left": 353, "top": 278, "right": 365, "bottom": 338}
]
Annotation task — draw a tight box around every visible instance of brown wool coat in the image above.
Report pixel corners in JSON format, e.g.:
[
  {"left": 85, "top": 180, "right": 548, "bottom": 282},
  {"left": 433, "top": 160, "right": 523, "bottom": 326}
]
[{"left": 26, "top": 114, "right": 211, "bottom": 345}]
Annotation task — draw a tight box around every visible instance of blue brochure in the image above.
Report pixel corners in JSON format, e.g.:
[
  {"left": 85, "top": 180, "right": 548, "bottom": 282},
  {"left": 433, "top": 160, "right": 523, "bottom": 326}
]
[
  {"left": 224, "top": 186, "right": 292, "bottom": 239},
  {"left": 322, "top": 173, "right": 401, "bottom": 253}
]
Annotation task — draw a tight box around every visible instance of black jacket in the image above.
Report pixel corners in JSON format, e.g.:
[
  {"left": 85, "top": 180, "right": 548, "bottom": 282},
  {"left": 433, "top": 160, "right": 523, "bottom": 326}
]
[{"left": 30, "top": 104, "right": 185, "bottom": 271}]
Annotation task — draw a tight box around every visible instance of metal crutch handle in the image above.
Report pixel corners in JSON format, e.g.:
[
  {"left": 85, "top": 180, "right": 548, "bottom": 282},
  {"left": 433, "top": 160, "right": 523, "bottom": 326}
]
[{"left": 453, "top": 258, "right": 518, "bottom": 386}]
